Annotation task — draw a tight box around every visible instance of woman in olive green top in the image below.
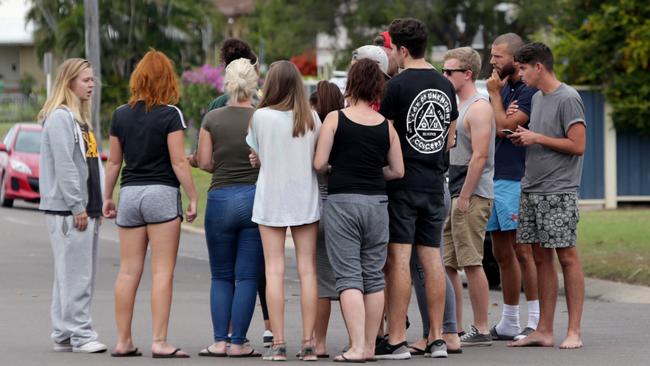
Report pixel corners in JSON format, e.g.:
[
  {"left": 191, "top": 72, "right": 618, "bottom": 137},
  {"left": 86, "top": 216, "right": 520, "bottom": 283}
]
[{"left": 196, "top": 58, "right": 263, "bottom": 358}]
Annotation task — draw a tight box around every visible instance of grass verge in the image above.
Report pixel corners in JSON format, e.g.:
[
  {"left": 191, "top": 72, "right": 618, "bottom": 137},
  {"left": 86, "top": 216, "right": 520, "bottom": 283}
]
[{"left": 577, "top": 209, "right": 650, "bottom": 286}]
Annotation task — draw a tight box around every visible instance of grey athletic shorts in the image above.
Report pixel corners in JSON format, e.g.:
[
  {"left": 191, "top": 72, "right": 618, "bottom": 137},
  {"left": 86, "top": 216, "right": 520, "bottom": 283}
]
[
  {"left": 324, "top": 193, "right": 389, "bottom": 294},
  {"left": 116, "top": 185, "right": 182, "bottom": 228}
]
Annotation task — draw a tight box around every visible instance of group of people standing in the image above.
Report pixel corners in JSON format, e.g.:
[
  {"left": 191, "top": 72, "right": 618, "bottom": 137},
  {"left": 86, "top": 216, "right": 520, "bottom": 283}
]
[{"left": 38, "top": 15, "right": 587, "bottom": 362}]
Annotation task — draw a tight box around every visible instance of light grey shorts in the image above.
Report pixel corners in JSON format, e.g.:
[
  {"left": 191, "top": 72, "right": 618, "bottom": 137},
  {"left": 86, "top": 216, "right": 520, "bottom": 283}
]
[
  {"left": 116, "top": 185, "right": 182, "bottom": 228},
  {"left": 324, "top": 193, "right": 389, "bottom": 294}
]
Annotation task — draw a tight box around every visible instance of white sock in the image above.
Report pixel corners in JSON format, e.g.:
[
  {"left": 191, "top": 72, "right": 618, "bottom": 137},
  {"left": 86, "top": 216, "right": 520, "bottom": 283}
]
[
  {"left": 527, "top": 300, "right": 540, "bottom": 329},
  {"left": 495, "top": 304, "right": 520, "bottom": 337}
]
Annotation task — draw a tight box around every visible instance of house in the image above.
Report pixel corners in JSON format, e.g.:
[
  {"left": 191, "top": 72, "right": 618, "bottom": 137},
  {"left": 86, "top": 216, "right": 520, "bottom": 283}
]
[{"left": 0, "top": 0, "right": 44, "bottom": 95}]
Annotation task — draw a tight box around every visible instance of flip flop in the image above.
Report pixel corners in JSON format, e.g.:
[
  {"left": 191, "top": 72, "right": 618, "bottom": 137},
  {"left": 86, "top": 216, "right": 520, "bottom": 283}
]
[
  {"left": 152, "top": 348, "right": 190, "bottom": 358},
  {"left": 408, "top": 345, "right": 426, "bottom": 355},
  {"left": 228, "top": 349, "right": 261, "bottom": 358},
  {"left": 110, "top": 348, "right": 142, "bottom": 357},
  {"left": 333, "top": 354, "right": 366, "bottom": 363},
  {"left": 198, "top": 347, "right": 227, "bottom": 357},
  {"left": 448, "top": 347, "right": 463, "bottom": 354},
  {"left": 490, "top": 325, "right": 515, "bottom": 341},
  {"left": 295, "top": 353, "right": 330, "bottom": 358}
]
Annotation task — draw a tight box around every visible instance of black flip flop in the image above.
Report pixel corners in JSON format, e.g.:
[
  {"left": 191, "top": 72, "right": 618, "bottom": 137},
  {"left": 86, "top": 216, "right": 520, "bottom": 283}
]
[
  {"left": 198, "top": 346, "right": 227, "bottom": 357},
  {"left": 111, "top": 348, "right": 142, "bottom": 357},
  {"left": 228, "top": 349, "right": 261, "bottom": 358},
  {"left": 333, "top": 354, "right": 366, "bottom": 363},
  {"left": 448, "top": 347, "right": 463, "bottom": 354},
  {"left": 152, "top": 348, "right": 190, "bottom": 358},
  {"left": 490, "top": 325, "right": 515, "bottom": 341},
  {"left": 408, "top": 345, "right": 426, "bottom": 355},
  {"left": 318, "top": 354, "right": 330, "bottom": 358}
]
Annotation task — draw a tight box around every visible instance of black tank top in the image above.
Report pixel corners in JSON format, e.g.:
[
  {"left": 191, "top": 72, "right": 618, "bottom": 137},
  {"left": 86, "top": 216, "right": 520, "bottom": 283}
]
[{"left": 328, "top": 111, "right": 390, "bottom": 195}]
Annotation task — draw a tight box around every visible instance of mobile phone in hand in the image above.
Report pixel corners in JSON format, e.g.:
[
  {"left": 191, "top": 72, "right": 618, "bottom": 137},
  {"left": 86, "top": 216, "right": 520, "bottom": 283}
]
[{"left": 501, "top": 129, "right": 515, "bottom": 135}]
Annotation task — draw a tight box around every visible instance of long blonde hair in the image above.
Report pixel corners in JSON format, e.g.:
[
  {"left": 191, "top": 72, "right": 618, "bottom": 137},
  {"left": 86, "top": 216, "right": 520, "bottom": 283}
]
[
  {"left": 38, "top": 58, "right": 92, "bottom": 126},
  {"left": 258, "top": 60, "right": 314, "bottom": 137}
]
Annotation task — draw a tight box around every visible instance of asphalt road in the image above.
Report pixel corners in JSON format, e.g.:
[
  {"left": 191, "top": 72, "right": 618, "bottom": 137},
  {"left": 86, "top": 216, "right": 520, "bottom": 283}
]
[{"left": 1, "top": 201, "right": 649, "bottom": 365}]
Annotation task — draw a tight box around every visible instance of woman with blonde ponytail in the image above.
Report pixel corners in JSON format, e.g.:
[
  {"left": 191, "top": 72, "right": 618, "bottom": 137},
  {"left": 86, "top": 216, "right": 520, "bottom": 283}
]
[
  {"left": 39, "top": 58, "right": 107, "bottom": 354},
  {"left": 195, "top": 58, "right": 263, "bottom": 358},
  {"left": 245, "top": 60, "right": 321, "bottom": 361}
]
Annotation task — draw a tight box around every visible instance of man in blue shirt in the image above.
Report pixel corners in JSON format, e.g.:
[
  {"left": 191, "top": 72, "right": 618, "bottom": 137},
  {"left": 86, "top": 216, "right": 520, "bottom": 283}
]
[{"left": 485, "top": 33, "right": 540, "bottom": 341}]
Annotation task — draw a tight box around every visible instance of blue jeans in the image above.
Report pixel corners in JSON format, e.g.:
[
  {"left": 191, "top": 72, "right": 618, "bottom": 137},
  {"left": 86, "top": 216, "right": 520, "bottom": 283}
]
[{"left": 205, "top": 185, "right": 263, "bottom": 345}]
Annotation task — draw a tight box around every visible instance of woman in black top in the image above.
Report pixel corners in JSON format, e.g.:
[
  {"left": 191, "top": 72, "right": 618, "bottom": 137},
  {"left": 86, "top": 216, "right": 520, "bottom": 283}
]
[
  {"left": 313, "top": 59, "right": 404, "bottom": 362},
  {"left": 103, "top": 50, "right": 198, "bottom": 358}
]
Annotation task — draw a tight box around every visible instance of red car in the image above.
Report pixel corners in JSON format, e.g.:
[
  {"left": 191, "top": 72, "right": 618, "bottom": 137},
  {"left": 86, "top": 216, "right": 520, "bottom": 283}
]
[{"left": 0, "top": 123, "right": 43, "bottom": 207}]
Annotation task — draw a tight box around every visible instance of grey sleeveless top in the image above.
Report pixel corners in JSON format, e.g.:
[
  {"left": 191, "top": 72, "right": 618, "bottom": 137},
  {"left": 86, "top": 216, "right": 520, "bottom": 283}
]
[{"left": 448, "top": 94, "right": 495, "bottom": 199}]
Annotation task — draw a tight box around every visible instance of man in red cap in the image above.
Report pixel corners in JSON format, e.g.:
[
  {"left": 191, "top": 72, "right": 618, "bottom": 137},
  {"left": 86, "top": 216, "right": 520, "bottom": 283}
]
[{"left": 374, "top": 31, "right": 399, "bottom": 77}]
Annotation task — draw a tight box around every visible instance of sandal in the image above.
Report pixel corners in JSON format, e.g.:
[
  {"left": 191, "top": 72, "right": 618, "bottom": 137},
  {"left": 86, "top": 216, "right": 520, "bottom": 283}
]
[{"left": 298, "top": 340, "right": 317, "bottom": 362}]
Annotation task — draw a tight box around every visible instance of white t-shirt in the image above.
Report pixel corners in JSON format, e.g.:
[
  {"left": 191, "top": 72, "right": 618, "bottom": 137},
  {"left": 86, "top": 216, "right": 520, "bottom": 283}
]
[{"left": 246, "top": 107, "right": 322, "bottom": 226}]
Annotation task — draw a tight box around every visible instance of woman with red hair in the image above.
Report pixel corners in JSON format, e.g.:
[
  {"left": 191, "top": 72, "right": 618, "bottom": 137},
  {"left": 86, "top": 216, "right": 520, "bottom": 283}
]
[{"left": 103, "top": 50, "right": 198, "bottom": 358}]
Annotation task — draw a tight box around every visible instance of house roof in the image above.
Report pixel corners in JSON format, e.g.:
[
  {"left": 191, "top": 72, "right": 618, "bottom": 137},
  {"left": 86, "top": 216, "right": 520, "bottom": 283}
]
[{"left": 0, "top": 0, "right": 34, "bottom": 45}]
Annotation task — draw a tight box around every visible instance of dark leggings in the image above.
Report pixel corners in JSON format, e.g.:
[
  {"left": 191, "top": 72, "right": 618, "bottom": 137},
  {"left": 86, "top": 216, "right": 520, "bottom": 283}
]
[{"left": 258, "top": 264, "right": 270, "bottom": 321}]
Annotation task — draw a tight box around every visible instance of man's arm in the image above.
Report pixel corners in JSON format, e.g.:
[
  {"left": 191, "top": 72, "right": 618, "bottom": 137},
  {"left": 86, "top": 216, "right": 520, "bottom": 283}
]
[
  {"left": 487, "top": 72, "right": 530, "bottom": 135},
  {"left": 446, "top": 120, "right": 457, "bottom": 152},
  {"left": 509, "top": 123, "right": 586, "bottom": 156},
  {"left": 457, "top": 101, "right": 493, "bottom": 212}
]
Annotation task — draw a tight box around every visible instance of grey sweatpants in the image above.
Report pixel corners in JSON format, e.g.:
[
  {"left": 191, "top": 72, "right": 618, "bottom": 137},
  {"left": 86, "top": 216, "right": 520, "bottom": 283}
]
[
  {"left": 411, "top": 184, "right": 458, "bottom": 336},
  {"left": 46, "top": 215, "right": 100, "bottom": 347}
]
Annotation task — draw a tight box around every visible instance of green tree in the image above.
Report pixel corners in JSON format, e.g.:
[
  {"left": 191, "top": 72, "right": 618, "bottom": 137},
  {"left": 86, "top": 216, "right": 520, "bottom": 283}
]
[
  {"left": 242, "top": 0, "right": 341, "bottom": 63},
  {"left": 337, "top": 0, "right": 558, "bottom": 76},
  {"left": 27, "top": 0, "right": 226, "bottom": 133},
  {"left": 553, "top": 0, "right": 650, "bottom": 133}
]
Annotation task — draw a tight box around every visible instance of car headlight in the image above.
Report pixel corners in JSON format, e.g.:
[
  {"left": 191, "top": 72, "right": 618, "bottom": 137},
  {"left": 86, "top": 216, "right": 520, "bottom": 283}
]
[{"left": 10, "top": 158, "right": 32, "bottom": 175}]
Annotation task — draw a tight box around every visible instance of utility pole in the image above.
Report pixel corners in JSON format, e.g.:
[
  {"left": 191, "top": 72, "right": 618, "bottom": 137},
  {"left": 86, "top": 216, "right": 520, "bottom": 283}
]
[{"left": 84, "top": 0, "right": 102, "bottom": 142}]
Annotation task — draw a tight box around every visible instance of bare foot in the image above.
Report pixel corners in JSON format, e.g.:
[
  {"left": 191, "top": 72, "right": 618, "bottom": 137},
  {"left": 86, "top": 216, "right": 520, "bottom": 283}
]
[
  {"left": 228, "top": 343, "right": 258, "bottom": 356},
  {"left": 508, "top": 331, "right": 554, "bottom": 347},
  {"left": 559, "top": 332, "right": 583, "bottom": 349},
  {"left": 113, "top": 340, "right": 137, "bottom": 355},
  {"left": 152, "top": 341, "right": 190, "bottom": 357},
  {"left": 442, "top": 333, "right": 462, "bottom": 352},
  {"left": 408, "top": 338, "right": 428, "bottom": 353}
]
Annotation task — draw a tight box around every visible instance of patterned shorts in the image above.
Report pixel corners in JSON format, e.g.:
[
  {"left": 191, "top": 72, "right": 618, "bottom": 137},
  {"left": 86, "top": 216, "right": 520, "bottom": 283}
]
[{"left": 516, "top": 192, "right": 579, "bottom": 248}]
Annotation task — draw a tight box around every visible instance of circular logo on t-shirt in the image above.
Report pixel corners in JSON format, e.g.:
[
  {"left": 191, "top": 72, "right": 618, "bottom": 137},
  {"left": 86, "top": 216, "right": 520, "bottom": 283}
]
[{"left": 406, "top": 89, "right": 452, "bottom": 154}]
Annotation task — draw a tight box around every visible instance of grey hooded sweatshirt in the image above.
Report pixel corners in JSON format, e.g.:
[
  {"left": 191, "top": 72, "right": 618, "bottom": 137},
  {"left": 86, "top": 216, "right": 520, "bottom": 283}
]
[{"left": 39, "top": 107, "right": 104, "bottom": 215}]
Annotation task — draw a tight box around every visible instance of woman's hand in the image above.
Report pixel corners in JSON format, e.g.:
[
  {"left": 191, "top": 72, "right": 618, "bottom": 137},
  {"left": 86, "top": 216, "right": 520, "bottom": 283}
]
[
  {"left": 103, "top": 199, "right": 117, "bottom": 219},
  {"left": 185, "top": 200, "right": 197, "bottom": 223},
  {"left": 74, "top": 211, "right": 89, "bottom": 231}
]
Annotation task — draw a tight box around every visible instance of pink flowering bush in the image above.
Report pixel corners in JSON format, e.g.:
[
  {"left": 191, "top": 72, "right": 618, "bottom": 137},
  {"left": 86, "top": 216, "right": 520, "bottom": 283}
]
[{"left": 180, "top": 64, "right": 225, "bottom": 132}]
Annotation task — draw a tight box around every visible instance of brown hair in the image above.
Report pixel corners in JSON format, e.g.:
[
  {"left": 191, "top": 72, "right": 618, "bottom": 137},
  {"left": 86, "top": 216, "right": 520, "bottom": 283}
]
[
  {"left": 311, "top": 81, "right": 343, "bottom": 122},
  {"left": 344, "top": 59, "right": 385, "bottom": 104},
  {"left": 444, "top": 47, "right": 482, "bottom": 81},
  {"left": 128, "top": 49, "right": 180, "bottom": 111},
  {"left": 258, "top": 61, "right": 314, "bottom": 137}
]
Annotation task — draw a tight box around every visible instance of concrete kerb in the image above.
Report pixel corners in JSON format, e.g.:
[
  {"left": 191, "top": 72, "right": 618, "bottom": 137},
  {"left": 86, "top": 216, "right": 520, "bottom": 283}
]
[{"left": 182, "top": 224, "right": 650, "bottom": 304}]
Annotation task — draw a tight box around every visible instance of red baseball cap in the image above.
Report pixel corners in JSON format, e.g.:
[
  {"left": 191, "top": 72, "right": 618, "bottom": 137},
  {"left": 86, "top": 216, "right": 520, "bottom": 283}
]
[{"left": 379, "top": 31, "right": 392, "bottom": 49}]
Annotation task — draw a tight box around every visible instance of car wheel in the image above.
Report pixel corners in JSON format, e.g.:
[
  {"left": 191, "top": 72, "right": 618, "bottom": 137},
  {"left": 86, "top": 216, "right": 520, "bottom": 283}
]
[{"left": 0, "top": 174, "right": 14, "bottom": 208}]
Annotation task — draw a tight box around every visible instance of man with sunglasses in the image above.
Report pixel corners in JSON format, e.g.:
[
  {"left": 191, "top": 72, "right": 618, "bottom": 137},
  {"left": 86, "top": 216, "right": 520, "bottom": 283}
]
[
  {"left": 486, "top": 33, "right": 540, "bottom": 342},
  {"left": 377, "top": 18, "right": 458, "bottom": 360},
  {"left": 441, "top": 47, "right": 496, "bottom": 347}
]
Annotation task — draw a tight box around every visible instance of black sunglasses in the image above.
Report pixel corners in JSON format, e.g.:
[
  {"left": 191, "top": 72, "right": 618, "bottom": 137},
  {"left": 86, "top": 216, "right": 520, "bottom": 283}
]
[{"left": 442, "top": 68, "right": 468, "bottom": 76}]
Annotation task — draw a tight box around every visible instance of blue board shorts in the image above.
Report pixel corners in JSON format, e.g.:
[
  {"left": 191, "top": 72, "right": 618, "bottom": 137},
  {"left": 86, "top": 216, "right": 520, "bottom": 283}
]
[{"left": 486, "top": 179, "right": 521, "bottom": 232}]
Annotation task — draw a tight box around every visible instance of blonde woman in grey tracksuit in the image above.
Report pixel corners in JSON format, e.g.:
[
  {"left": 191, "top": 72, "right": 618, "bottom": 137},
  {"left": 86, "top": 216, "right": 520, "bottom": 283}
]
[{"left": 38, "top": 58, "right": 107, "bottom": 354}]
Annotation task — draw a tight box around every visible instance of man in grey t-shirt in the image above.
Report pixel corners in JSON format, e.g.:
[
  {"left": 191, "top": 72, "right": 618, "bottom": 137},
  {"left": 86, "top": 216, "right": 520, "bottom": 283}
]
[{"left": 508, "top": 43, "right": 586, "bottom": 350}]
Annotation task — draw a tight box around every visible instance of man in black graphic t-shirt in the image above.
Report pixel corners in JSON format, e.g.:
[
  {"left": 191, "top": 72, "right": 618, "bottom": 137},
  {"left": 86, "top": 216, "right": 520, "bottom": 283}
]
[{"left": 377, "top": 18, "right": 458, "bottom": 360}]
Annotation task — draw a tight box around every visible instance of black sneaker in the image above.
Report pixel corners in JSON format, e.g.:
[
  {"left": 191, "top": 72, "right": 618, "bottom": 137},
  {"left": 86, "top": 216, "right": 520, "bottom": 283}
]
[
  {"left": 460, "top": 325, "right": 493, "bottom": 347},
  {"left": 374, "top": 339, "right": 411, "bottom": 360}
]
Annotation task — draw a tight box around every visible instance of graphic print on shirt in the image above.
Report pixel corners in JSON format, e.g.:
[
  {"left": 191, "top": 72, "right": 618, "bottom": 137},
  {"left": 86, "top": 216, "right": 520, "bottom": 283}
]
[
  {"left": 81, "top": 128, "right": 99, "bottom": 158},
  {"left": 406, "top": 88, "right": 452, "bottom": 154}
]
